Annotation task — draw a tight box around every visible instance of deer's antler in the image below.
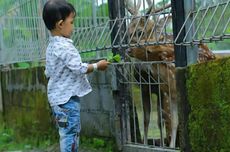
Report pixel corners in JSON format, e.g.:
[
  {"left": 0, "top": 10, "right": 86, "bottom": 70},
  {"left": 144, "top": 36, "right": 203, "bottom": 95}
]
[
  {"left": 124, "top": 0, "right": 142, "bottom": 15},
  {"left": 146, "top": 0, "right": 153, "bottom": 7},
  {"left": 146, "top": 3, "right": 171, "bottom": 15}
]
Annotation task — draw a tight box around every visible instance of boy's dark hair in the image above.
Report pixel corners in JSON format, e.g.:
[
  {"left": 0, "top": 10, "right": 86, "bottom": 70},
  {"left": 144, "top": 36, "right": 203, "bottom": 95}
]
[{"left": 42, "top": 0, "right": 76, "bottom": 30}]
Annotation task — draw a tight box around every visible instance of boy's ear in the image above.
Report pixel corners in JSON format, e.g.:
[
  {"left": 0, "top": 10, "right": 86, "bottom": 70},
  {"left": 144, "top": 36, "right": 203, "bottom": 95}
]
[{"left": 56, "top": 20, "right": 64, "bottom": 29}]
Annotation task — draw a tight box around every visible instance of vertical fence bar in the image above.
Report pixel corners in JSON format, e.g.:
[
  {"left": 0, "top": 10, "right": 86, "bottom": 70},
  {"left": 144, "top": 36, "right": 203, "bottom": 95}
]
[
  {"left": 183, "top": 0, "right": 198, "bottom": 65},
  {"left": 108, "top": 0, "right": 133, "bottom": 149},
  {"left": 92, "top": 0, "right": 100, "bottom": 58},
  {"left": 172, "top": 0, "right": 194, "bottom": 151},
  {"left": 171, "top": 0, "right": 187, "bottom": 67},
  {"left": 176, "top": 67, "right": 192, "bottom": 152},
  {"left": 108, "top": 0, "right": 124, "bottom": 149}
]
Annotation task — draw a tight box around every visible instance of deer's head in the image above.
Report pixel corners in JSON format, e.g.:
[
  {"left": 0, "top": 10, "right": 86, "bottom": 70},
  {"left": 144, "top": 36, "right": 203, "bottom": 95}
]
[{"left": 125, "top": 0, "right": 173, "bottom": 61}]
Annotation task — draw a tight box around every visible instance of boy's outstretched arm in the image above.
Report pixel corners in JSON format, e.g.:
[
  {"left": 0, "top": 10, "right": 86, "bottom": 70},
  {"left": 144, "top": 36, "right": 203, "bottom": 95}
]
[{"left": 86, "top": 60, "right": 110, "bottom": 73}]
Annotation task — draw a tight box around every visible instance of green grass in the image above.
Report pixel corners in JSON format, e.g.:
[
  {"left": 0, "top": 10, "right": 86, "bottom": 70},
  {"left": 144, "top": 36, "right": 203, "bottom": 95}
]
[
  {"left": 0, "top": 114, "right": 116, "bottom": 151},
  {"left": 0, "top": 121, "right": 55, "bottom": 151},
  {"left": 0, "top": 123, "right": 116, "bottom": 152},
  {"left": 131, "top": 85, "right": 166, "bottom": 139},
  {"left": 80, "top": 136, "right": 117, "bottom": 152}
]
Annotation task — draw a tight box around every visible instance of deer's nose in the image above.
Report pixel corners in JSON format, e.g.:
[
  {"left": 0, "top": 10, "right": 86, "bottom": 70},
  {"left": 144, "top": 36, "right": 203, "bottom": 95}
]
[{"left": 126, "top": 49, "right": 131, "bottom": 54}]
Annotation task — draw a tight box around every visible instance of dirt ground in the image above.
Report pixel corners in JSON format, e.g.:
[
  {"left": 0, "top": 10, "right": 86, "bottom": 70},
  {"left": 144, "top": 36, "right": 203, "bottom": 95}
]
[
  {"left": 5, "top": 143, "right": 112, "bottom": 152},
  {"left": 44, "top": 144, "right": 101, "bottom": 152}
]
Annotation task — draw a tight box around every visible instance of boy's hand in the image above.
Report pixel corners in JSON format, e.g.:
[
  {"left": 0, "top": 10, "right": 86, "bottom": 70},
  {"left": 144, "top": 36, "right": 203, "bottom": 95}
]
[{"left": 97, "top": 60, "right": 110, "bottom": 71}]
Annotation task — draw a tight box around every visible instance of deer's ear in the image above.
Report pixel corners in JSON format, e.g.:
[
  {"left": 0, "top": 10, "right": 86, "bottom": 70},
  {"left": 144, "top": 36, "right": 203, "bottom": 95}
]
[{"left": 139, "top": 18, "right": 145, "bottom": 25}]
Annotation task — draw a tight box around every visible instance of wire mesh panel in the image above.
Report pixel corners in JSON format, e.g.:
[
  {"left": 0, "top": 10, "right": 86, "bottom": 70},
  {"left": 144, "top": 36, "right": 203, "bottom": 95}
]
[
  {"left": 0, "top": 0, "right": 179, "bottom": 65},
  {"left": 0, "top": 0, "right": 230, "bottom": 65},
  {"left": 69, "top": 0, "right": 112, "bottom": 61},
  {"left": 0, "top": 0, "right": 111, "bottom": 65},
  {"left": 0, "top": 0, "right": 47, "bottom": 65},
  {"left": 175, "top": 0, "right": 230, "bottom": 45},
  {"left": 75, "top": 0, "right": 173, "bottom": 54}
]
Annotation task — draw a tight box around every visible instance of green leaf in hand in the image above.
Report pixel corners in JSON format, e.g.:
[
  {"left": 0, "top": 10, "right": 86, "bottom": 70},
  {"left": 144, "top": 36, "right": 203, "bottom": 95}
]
[{"left": 108, "top": 54, "right": 121, "bottom": 63}]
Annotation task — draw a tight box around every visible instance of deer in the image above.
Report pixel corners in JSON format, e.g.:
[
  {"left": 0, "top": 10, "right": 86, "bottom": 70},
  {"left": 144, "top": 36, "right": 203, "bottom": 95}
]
[{"left": 124, "top": 0, "right": 216, "bottom": 148}]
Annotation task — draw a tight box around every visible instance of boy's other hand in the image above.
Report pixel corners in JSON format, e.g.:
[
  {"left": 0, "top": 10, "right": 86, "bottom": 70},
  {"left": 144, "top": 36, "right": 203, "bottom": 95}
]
[{"left": 97, "top": 60, "right": 110, "bottom": 71}]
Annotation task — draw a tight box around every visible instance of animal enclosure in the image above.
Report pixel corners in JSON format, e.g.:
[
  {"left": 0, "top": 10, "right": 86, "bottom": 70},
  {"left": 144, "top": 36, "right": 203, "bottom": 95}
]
[{"left": 0, "top": 0, "right": 230, "bottom": 152}]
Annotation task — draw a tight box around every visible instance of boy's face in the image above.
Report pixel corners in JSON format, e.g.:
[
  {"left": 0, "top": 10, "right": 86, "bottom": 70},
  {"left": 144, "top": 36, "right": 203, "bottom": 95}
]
[{"left": 59, "top": 12, "right": 75, "bottom": 38}]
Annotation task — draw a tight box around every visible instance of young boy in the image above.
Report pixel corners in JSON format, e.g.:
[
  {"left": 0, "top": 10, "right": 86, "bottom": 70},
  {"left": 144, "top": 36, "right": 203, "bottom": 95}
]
[{"left": 42, "top": 0, "right": 110, "bottom": 151}]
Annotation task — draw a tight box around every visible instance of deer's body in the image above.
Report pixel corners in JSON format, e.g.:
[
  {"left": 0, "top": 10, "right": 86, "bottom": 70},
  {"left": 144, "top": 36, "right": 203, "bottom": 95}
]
[
  {"left": 125, "top": 0, "right": 216, "bottom": 148},
  {"left": 129, "top": 41, "right": 215, "bottom": 147}
]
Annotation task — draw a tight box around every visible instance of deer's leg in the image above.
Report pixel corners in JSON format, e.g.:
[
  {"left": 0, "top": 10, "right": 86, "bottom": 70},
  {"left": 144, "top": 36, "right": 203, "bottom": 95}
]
[
  {"left": 154, "top": 87, "right": 165, "bottom": 146},
  {"left": 157, "top": 92, "right": 171, "bottom": 147},
  {"left": 169, "top": 100, "right": 178, "bottom": 148},
  {"left": 130, "top": 106, "right": 142, "bottom": 143},
  {"left": 141, "top": 84, "right": 151, "bottom": 145},
  {"left": 161, "top": 93, "right": 171, "bottom": 146}
]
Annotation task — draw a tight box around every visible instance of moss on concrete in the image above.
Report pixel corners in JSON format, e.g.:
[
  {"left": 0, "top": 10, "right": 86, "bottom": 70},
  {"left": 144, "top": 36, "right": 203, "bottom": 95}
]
[
  {"left": 1, "top": 67, "right": 57, "bottom": 145},
  {"left": 187, "top": 57, "right": 230, "bottom": 151}
]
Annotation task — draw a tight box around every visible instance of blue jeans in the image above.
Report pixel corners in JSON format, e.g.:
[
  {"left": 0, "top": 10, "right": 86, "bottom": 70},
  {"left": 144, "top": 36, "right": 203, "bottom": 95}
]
[{"left": 52, "top": 96, "right": 81, "bottom": 152}]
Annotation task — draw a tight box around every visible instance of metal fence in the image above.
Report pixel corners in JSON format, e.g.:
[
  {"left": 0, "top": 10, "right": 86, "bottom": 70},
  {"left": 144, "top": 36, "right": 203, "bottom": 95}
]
[
  {"left": 0, "top": 0, "right": 110, "bottom": 65},
  {"left": 1, "top": 0, "right": 229, "bottom": 65},
  {"left": 175, "top": 0, "right": 230, "bottom": 45},
  {"left": 0, "top": 0, "right": 47, "bottom": 65},
  {"left": 0, "top": 0, "right": 230, "bottom": 151}
]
